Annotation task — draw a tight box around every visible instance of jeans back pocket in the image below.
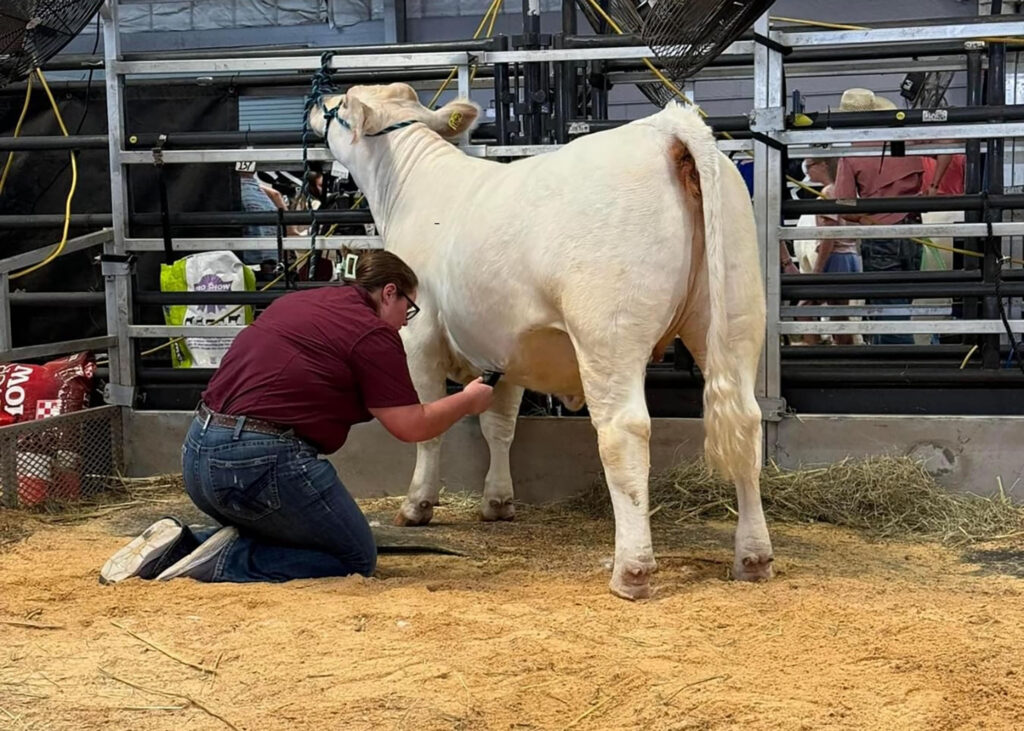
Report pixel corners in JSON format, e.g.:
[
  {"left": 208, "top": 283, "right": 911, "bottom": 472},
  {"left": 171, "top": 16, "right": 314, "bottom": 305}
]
[{"left": 207, "top": 454, "right": 282, "bottom": 522}]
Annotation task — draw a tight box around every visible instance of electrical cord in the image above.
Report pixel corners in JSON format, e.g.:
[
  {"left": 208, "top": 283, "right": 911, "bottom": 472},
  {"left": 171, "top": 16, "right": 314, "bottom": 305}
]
[
  {"left": 428, "top": 0, "right": 504, "bottom": 108},
  {"left": 9, "top": 68, "right": 78, "bottom": 281}
]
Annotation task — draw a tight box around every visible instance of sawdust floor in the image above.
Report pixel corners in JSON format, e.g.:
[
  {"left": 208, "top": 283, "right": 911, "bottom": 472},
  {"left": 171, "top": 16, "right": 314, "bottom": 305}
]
[{"left": 2, "top": 490, "right": 1024, "bottom": 731}]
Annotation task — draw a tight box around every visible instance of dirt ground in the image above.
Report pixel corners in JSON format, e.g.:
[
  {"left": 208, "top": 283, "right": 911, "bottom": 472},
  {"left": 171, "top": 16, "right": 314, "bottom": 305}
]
[{"left": 2, "top": 489, "right": 1024, "bottom": 731}]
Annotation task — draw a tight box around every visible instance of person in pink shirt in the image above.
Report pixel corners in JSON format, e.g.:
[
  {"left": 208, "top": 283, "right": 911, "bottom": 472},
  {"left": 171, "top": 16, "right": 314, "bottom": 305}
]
[{"left": 832, "top": 88, "right": 925, "bottom": 344}]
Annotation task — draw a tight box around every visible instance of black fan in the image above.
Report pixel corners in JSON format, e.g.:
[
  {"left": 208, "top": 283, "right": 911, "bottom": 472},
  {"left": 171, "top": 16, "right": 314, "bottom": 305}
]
[
  {"left": 1, "top": 0, "right": 104, "bottom": 89},
  {"left": 576, "top": 0, "right": 776, "bottom": 108},
  {"left": 642, "top": 0, "right": 777, "bottom": 83}
]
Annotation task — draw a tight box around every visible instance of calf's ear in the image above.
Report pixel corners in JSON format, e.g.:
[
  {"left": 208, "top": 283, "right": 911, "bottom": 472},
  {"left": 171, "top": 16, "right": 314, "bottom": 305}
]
[
  {"left": 429, "top": 99, "right": 480, "bottom": 139},
  {"left": 344, "top": 88, "right": 385, "bottom": 142}
]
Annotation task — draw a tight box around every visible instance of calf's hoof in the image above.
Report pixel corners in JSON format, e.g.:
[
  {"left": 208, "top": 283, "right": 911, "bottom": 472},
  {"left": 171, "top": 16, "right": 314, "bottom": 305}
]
[
  {"left": 733, "top": 552, "right": 774, "bottom": 582},
  {"left": 394, "top": 499, "right": 434, "bottom": 527},
  {"left": 608, "top": 558, "right": 657, "bottom": 601},
  {"left": 480, "top": 497, "right": 516, "bottom": 522}
]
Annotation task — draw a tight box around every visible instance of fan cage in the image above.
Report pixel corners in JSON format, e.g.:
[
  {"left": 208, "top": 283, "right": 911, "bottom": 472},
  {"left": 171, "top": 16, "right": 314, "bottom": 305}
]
[{"left": 0, "top": 0, "right": 104, "bottom": 89}]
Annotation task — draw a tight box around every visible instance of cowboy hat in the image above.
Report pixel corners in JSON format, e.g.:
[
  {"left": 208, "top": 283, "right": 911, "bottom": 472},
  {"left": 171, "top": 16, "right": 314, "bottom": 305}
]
[{"left": 838, "top": 87, "right": 898, "bottom": 112}]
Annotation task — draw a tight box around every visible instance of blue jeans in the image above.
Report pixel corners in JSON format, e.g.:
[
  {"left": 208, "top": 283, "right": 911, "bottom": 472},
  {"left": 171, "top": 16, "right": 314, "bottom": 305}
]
[
  {"left": 822, "top": 252, "right": 862, "bottom": 274},
  {"left": 181, "top": 416, "right": 377, "bottom": 582},
  {"left": 861, "top": 237, "right": 922, "bottom": 346}
]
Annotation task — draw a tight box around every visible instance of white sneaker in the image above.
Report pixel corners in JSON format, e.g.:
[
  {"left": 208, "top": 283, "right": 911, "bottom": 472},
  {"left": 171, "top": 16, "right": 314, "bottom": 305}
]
[
  {"left": 155, "top": 526, "right": 239, "bottom": 582},
  {"left": 99, "top": 518, "right": 197, "bottom": 584}
]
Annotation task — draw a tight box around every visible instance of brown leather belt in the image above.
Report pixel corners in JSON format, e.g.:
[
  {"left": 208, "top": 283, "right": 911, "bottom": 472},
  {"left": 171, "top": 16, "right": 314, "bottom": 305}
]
[{"left": 196, "top": 402, "right": 291, "bottom": 438}]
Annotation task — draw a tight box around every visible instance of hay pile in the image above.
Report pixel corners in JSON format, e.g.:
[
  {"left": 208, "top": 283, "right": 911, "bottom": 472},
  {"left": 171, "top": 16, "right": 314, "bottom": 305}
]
[{"left": 577, "top": 456, "right": 1024, "bottom": 545}]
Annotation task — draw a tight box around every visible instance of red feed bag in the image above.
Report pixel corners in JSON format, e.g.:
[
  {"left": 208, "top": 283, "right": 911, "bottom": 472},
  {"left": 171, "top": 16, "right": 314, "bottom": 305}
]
[{"left": 0, "top": 352, "right": 96, "bottom": 427}]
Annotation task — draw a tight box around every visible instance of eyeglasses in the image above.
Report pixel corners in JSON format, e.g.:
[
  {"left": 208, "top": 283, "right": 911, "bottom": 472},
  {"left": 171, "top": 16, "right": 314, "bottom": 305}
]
[{"left": 397, "top": 290, "right": 420, "bottom": 321}]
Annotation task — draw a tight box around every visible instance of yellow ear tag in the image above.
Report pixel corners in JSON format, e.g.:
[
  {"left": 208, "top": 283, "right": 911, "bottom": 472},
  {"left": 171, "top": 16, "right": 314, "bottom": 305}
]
[
  {"left": 448, "top": 111, "right": 463, "bottom": 131},
  {"left": 896, "top": 111, "right": 906, "bottom": 121}
]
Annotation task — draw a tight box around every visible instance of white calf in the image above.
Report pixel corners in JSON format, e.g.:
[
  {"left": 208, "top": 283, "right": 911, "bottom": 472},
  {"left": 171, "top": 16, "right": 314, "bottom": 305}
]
[{"left": 310, "top": 83, "right": 772, "bottom": 599}]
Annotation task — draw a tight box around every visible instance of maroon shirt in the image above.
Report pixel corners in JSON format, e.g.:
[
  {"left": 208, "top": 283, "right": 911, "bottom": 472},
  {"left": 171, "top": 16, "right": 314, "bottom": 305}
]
[{"left": 202, "top": 286, "right": 420, "bottom": 453}]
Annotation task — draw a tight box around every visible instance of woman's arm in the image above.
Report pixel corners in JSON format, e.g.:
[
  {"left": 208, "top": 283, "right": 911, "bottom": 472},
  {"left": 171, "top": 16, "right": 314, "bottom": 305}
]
[{"left": 370, "top": 379, "right": 494, "bottom": 443}]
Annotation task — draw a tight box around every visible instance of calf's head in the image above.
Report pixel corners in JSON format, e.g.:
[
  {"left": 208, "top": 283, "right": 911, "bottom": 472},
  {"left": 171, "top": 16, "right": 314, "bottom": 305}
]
[{"left": 308, "top": 83, "right": 479, "bottom": 161}]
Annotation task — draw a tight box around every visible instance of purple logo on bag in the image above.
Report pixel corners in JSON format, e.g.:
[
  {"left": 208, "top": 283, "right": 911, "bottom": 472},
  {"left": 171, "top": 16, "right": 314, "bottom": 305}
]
[{"left": 194, "top": 274, "right": 231, "bottom": 314}]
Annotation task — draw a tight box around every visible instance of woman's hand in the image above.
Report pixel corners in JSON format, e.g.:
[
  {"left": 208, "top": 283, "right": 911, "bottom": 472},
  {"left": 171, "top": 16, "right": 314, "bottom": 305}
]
[{"left": 461, "top": 378, "right": 495, "bottom": 415}]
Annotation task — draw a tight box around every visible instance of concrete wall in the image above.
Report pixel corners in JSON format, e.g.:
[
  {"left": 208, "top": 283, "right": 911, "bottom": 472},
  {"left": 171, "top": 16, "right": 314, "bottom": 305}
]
[
  {"left": 126, "top": 410, "right": 1024, "bottom": 502},
  {"left": 124, "top": 410, "right": 705, "bottom": 500}
]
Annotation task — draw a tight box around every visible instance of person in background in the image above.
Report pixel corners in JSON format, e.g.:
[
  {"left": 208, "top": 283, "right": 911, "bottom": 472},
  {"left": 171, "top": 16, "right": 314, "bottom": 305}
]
[
  {"left": 99, "top": 249, "right": 495, "bottom": 585},
  {"left": 804, "top": 157, "right": 860, "bottom": 345},
  {"left": 833, "top": 88, "right": 925, "bottom": 345},
  {"left": 239, "top": 169, "right": 286, "bottom": 277},
  {"left": 922, "top": 152, "right": 966, "bottom": 197}
]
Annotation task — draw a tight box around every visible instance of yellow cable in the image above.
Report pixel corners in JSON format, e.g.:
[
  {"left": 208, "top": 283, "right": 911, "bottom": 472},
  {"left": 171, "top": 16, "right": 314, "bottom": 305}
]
[
  {"left": 10, "top": 69, "right": 77, "bottom": 281},
  {"left": 959, "top": 344, "right": 978, "bottom": 369},
  {"left": 469, "top": 0, "right": 504, "bottom": 85},
  {"left": 769, "top": 16, "right": 866, "bottom": 31},
  {"left": 0, "top": 74, "right": 33, "bottom": 197},
  {"left": 430, "top": 0, "right": 503, "bottom": 108}
]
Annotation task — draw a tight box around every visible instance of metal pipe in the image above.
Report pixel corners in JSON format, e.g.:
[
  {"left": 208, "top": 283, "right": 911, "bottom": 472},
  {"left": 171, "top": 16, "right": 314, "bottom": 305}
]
[
  {"left": 553, "top": 34, "right": 568, "bottom": 144},
  {"left": 0, "top": 214, "right": 114, "bottom": 228},
  {"left": 118, "top": 38, "right": 496, "bottom": 62},
  {"left": 135, "top": 291, "right": 284, "bottom": 305},
  {"left": 567, "top": 115, "right": 751, "bottom": 132},
  {"left": 493, "top": 35, "right": 512, "bottom": 146},
  {"left": 0, "top": 67, "right": 502, "bottom": 95},
  {"left": 395, "top": 0, "right": 408, "bottom": 44},
  {"left": 780, "top": 344, "right": 982, "bottom": 360},
  {"left": 130, "top": 210, "right": 374, "bottom": 227},
  {"left": 593, "top": 59, "right": 609, "bottom": 120},
  {"left": 558, "top": 0, "right": 579, "bottom": 145},
  {"left": 521, "top": 0, "right": 545, "bottom": 145},
  {"left": 983, "top": 10, "right": 1006, "bottom": 368},
  {"left": 783, "top": 193, "right": 1024, "bottom": 216},
  {"left": 137, "top": 362, "right": 1024, "bottom": 388},
  {"left": 787, "top": 104, "right": 1024, "bottom": 129},
  {"left": 781, "top": 367, "right": 1024, "bottom": 385},
  {"left": 645, "top": 365, "right": 1024, "bottom": 386},
  {"left": 9, "top": 292, "right": 107, "bottom": 306},
  {"left": 782, "top": 282, "right": 1024, "bottom": 299},
  {"left": 786, "top": 269, "right": 1024, "bottom": 286},
  {"left": 567, "top": 35, "right": 990, "bottom": 65},
  {"left": 136, "top": 368, "right": 216, "bottom": 384},
  {"left": 962, "top": 44, "right": 985, "bottom": 329},
  {"left": 0, "top": 210, "right": 375, "bottom": 228},
  {"left": 0, "top": 135, "right": 110, "bottom": 151}
]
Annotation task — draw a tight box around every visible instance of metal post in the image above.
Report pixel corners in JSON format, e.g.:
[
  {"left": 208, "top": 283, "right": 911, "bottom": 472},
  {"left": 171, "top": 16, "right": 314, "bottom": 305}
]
[
  {"left": 396, "top": 0, "right": 408, "bottom": 44},
  {"left": 521, "top": 0, "right": 544, "bottom": 144},
  {"left": 556, "top": 0, "right": 578, "bottom": 144},
  {"left": 101, "top": 1, "right": 136, "bottom": 407},
  {"left": 457, "top": 58, "right": 471, "bottom": 100},
  {"left": 493, "top": 35, "right": 512, "bottom": 145},
  {"left": 0, "top": 273, "right": 11, "bottom": 353},
  {"left": 963, "top": 46, "right": 984, "bottom": 268},
  {"left": 383, "top": 0, "right": 397, "bottom": 43},
  {"left": 553, "top": 34, "right": 567, "bottom": 143},
  {"left": 752, "top": 12, "right": 785, "bottom": 458},
  {"left": 983, "top": 8, "right": 1006, "bottom": 369},
  {"left": 592, "top": 60, "right": 609, "bottom": 120}
]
